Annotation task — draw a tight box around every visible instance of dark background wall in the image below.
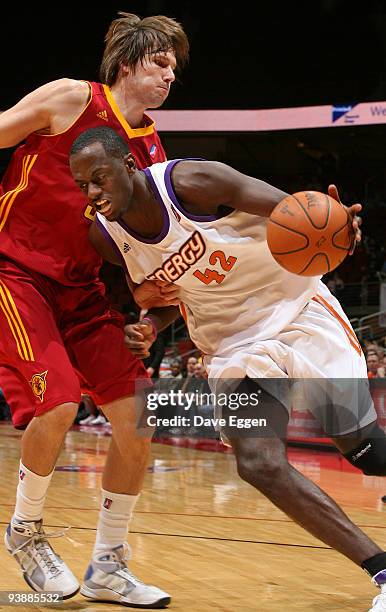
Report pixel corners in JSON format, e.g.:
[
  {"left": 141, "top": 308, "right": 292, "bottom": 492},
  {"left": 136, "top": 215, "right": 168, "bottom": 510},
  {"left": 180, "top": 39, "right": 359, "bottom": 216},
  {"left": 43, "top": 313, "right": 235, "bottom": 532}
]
[
  {"left": 1, "top": 0, "right": 386, "bottom": 110},
  {"left": 0, "top": 7, "right": 384, "bottom": 412},
  {"left": 1, "top": 0, "right": 385, "bottom": 295}
]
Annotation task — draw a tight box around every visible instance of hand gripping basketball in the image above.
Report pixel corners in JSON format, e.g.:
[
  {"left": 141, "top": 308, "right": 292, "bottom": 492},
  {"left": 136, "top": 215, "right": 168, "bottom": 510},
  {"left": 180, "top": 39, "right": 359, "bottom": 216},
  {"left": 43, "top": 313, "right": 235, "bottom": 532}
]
[{"left": 266, "top": 188, "right": 360, "bottom": 276}]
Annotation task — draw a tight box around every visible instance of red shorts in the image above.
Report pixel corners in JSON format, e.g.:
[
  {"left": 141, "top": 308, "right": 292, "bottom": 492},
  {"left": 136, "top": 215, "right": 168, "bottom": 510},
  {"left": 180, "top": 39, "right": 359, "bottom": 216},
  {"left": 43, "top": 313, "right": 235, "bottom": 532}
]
[{"left": 0, "top": 259, "right": 148, "bottom": 428}]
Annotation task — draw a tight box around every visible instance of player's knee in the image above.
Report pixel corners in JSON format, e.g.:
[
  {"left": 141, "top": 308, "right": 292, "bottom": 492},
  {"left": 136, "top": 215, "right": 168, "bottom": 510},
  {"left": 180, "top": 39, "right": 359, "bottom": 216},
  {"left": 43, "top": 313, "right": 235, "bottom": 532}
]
[
  {"left": 40, "top": 402, "right": 78, "bottom": 431},
  {"left": 343, "top": 426, "right": 386, "bottom": 476},
  {"left": 235, "top": 449, "right": 288, "bottom": 490}
]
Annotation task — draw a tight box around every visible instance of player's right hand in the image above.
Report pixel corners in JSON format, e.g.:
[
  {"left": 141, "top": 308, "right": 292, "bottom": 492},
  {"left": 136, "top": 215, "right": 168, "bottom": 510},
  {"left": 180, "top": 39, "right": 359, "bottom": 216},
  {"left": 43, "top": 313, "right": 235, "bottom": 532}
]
[
  {"left": 133, "top": 279, "right": 181, "bottom": 309},
  {"left": 124, "top": 321, "right": 155, "bottom": 358},
  {"left": 328, "top": 184, "right": 362, "bottom": 255}
]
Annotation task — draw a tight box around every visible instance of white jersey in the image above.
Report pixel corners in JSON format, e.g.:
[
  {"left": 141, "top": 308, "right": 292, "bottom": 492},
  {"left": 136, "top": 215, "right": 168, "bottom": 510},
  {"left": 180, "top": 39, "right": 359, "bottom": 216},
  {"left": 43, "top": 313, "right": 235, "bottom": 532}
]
[
  {"left": 98, "top": 159, "right": 374, "bottom": 438},
  {"left": 97, "top": 159, "right": 321, "bottom": 357}
]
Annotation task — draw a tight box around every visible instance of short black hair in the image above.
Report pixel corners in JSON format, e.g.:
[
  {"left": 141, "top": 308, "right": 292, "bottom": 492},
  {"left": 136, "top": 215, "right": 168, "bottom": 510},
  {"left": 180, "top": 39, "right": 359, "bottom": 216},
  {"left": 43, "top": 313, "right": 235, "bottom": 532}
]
[{"left": 70, "top": 126, "right": 130, "bottom": 159}]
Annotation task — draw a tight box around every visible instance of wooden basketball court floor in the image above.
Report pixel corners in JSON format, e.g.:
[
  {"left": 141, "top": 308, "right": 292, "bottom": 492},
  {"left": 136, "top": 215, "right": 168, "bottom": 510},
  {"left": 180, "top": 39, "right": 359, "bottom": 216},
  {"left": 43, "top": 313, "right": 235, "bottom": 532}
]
[{"left": 0, "top": 422, "right": 385, "bottom": 612}]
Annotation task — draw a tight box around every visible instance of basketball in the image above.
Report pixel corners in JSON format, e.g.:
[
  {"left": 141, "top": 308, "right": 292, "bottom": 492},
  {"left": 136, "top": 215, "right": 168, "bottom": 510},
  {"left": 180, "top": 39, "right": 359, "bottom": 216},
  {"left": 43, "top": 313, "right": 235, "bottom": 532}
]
[{"left": 266, "top": 191, "right": 354, "bottom": 276}]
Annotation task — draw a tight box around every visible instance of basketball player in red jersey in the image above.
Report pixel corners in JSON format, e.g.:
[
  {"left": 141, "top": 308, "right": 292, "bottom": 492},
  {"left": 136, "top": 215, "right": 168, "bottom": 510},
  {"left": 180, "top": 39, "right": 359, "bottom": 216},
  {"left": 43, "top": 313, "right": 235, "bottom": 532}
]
[{"left": 0, "top": 13, "right": 188, "bottom": 605}]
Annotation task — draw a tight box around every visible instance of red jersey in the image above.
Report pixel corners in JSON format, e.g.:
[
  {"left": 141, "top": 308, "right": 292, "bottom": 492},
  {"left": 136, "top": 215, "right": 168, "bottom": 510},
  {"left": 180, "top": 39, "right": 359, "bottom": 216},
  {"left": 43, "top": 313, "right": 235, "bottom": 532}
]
[{"left": 0, "top": 81, "right": 166, "bottom": 286}]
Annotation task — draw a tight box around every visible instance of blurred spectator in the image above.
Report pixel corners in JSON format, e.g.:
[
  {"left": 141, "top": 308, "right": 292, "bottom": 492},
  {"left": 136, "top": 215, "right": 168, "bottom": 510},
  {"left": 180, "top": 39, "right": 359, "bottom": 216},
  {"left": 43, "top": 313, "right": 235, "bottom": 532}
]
[
  {"left": 367, "top": 352, "right": 385, "bottom": 378},
  {"left": 325, "top": 271, "right": 345, "bottom": 298},
  {"left": 193, "top": 361, "right": 206, "bottom": 380},
  {"left": 365, "top": 342, "right": 384, "bottom": 360},
  {"left": 364, "top": 341, "right": 377, "bottom": 352},
  {"left": 182, "top": 355, "right": 198, "bottom": 379},
  {"left": 156, "top": 358, "right": 184, "bottom": 396},
  {"left": 170, "top": 359, "right": 183, "bottom": 381},
  {"left": 181, "top": 360, "right": 208, "bottom": 396},
  {"left": 167, "top": 358, "right": 214, "bottom": 437}
]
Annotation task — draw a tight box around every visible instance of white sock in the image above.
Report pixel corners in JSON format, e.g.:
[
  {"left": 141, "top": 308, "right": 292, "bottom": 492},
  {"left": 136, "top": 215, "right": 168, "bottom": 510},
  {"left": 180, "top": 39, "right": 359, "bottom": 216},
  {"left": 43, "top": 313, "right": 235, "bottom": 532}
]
[
  {"left": 13, "top": 461, "right": 54, "bottom": 523},
  {"left": 93, "top": 489, "right": 139, "bottom": 557}
]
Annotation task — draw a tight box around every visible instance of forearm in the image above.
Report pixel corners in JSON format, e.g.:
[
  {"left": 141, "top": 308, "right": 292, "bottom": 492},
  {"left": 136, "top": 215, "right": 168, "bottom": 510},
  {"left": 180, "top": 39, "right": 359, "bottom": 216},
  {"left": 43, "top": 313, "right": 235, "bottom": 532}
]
[
  {"left": 144, "top": 306, "right": 181, "bottom": 333},
  {"left": 150, "top": 343, "right": 166, "bottom": 369},
  {"left": 235, "top": 177, "right": 288, "bottom": 217}
]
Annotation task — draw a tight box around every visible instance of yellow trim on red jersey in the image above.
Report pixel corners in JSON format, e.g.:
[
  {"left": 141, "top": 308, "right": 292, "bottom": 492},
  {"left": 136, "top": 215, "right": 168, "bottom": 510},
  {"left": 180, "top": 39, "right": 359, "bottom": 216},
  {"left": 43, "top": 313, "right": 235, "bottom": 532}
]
[
  {"left": 0, "top": 280, "right": 34, "bottom": 361},
  {"left": 0, "top": 155, "right": 38, "bottom": 232},
  {"left": 102, "top": 85, "right": 155, "bottom": 138}
]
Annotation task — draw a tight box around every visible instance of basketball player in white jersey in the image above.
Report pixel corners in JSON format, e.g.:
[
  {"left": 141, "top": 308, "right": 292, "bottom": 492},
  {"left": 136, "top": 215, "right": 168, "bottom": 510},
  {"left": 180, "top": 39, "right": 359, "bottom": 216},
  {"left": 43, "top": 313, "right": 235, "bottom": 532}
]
[{"left": 69, "top": 126, "right": 386, "bottom": 612}]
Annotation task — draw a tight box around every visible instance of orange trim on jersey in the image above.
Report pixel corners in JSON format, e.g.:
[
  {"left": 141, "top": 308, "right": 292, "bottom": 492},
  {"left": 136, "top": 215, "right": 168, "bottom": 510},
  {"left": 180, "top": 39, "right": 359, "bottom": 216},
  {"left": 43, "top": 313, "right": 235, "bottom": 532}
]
[
  {"left": 312, "top": 294, "right": 362, "bottom": 356},
  {"left": 0, "top": 280, "right": 34, "bottom": 361},
  {"left": 102, "top": 85, "right": 155, "bottom": 138},
  {"left": 0, "top": 155, "right": 38, "bottom": 232}
]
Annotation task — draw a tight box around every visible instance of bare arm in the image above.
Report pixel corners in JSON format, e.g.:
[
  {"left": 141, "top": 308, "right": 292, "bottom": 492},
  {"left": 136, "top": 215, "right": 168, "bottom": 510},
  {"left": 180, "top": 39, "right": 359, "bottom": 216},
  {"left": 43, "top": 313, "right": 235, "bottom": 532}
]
[
  {"left": 0, "top": 78, "right": 90, "bottom": 148},
  {"left": 89, "top": 219, "right": 123, "bottom": 266},
  {"left": 89, "top": 220, "right": 182, "bottom": 306},
  {"left": 143, "top": 306, "right": 181, "bottom": 333},
  {"left": 172, "top": 161, "right": 362, "bottom": 246},
  {"left": 171, "top": 160, "right": 289, "bottom": 217}
]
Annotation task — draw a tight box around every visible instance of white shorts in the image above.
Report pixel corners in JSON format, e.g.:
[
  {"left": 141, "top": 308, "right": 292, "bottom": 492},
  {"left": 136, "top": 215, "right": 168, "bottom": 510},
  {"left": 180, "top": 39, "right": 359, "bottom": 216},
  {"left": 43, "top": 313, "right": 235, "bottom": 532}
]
[{"left": 205, "top": 283, "right": 376, "bottom": 437}]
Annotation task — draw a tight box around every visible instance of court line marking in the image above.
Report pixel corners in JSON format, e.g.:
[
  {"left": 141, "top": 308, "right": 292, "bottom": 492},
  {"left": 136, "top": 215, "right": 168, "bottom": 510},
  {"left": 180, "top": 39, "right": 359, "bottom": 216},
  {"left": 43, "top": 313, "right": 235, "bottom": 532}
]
[
  {"left": 0, "top": 509, "right": 385, "bottom": 529},
  {"left": 133, "top": 510, "right": 386, "bottom": 530},
  {"left": 0, "top": 521, "right": 331, "bottom": 549}
]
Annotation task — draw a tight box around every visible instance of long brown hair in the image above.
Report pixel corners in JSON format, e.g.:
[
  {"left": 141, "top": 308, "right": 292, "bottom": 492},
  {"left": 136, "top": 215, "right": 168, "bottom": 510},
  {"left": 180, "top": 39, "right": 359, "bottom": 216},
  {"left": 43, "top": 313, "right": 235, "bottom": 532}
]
[{"left": 100, "top": 12, "right": 189, "bottom": 86}]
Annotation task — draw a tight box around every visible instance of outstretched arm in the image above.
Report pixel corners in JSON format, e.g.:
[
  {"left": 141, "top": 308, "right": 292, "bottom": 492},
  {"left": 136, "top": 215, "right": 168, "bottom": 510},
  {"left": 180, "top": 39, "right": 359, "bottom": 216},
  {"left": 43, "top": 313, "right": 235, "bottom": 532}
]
[
  {"left": 0, "top": 79, "right": 89, "bottom": 148},
  {"left": 172, "top": 160, "right": 361, "bottom": 246},
  {"left": 171, "top": 160, "right": 288, "bottom": 217},
  {"left": 89, "top": 218, "right": 123, "bottom": 266}
]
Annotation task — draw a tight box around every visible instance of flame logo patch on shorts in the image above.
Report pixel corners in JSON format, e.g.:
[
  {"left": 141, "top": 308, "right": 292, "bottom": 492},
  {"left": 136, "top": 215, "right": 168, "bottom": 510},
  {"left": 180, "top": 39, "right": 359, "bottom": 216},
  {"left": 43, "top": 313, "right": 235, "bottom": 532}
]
[{"left": 29, "top": 370, "right": 48, "bottom": 402}]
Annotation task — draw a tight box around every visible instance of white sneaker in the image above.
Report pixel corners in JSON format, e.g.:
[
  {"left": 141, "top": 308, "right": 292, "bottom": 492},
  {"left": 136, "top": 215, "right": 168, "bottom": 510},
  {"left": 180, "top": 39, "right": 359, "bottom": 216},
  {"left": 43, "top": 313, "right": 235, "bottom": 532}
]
[
  {"left": 89, "top": 415, "right": 107, "bottom": 425},
  {"left": 79, "top": 414, "right": 95, "bottom": 425},
  {"left": 369, "top": 586, "right": 386, "bottom": 611},
  {"left": 370, "top": 579, "right": 386, "bottom": 611},
  {"left": 80, "top": 544, "right": 170, "bottom": 608},
  {"left": 4, "top": 519, "right": 79, "bottom": 598}
]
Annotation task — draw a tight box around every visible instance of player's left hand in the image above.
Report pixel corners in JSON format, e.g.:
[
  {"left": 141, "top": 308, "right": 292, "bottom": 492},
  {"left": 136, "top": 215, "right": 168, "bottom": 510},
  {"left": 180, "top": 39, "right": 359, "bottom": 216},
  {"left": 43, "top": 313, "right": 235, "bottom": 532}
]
[
  {"left": 133, "top": 279, "right": 181, "bottom": 309},
  {"left": 124, "top": 321, "right": 155, "bottom": 358},
  {"left": 328, "top": 184, "right": 361, "bottom": 255}
]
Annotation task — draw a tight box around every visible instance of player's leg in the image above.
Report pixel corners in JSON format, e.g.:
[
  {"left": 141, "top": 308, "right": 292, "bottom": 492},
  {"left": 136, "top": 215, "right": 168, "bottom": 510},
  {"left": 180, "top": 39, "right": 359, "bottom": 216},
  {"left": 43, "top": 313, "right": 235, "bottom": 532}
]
[
  {"left": 332, "top": 420, "right": 386, "bottom": 477},
  {"left": 68, "top": 287, "right": 170, "bottom": 607},
  {"left": 21, "top": 403, "right": 78, "bottom": 472},
  {"left": 0, "top": 263, "right": 81, "bottom": 596},
  {"left": 225, "top": 379, "right": 386, "bottom": 608},
  {"left": 331, "top": 423, "right": 386, "bottom": 609},
  {"left": 291, "top": 285, "right": 386, "bottom": 608},
  {"left": 101, "top": 401, "right": 151, "bottom": 494}
]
